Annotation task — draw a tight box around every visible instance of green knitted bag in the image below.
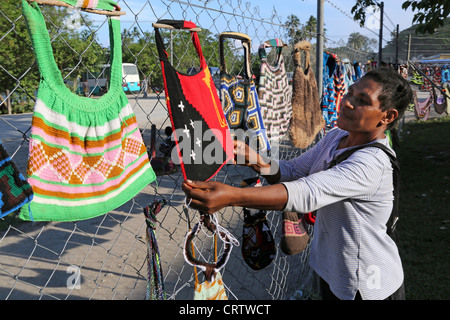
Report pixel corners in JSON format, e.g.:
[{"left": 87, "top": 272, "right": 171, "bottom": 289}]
[{"left": 19, "top": 0, "right": 155, "bottom": 221}]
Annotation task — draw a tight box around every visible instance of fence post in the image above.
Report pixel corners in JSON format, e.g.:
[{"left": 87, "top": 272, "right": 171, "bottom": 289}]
[
  {"left": 6, "top": 89, "right": 11, "bottom": 114},
  {"left": 316, "top": 0, "right": 324, "bottom": 97},
  {"left": 395, "top": 24, "right": 399, "bottom": 65},
  {"left": 406, "top": 34, "right": 411, "bottom": 63},
  {"left": 377, "top": 1, "right": 384, "bottom": 67}
]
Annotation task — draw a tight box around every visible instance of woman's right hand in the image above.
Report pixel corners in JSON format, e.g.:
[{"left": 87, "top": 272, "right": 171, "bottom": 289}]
[
  {"left": 233, "top": 140, "right": 279, "bottom": 182},
  {"left": 233, "top": 140, "right": 260, "bottom": 168}
]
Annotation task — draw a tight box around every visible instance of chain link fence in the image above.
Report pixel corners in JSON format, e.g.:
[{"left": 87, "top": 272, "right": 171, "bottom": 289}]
[{"left": 0, "top": 0, "right": 373, "bottom": 300}]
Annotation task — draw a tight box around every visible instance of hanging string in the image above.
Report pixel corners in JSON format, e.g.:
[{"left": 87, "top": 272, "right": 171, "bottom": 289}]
[
  {"left": 143, "top": 198, "right": 168, "bottom": 300},
  {"left": 183, "top": 196, "right": 239, "bottom": 287},
  {"left": 183, "top": 197, "right": 239, "bottom": 247}
]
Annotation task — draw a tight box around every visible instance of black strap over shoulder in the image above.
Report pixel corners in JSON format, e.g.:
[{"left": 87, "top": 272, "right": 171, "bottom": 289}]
[{"left": 329, "top": 142, "right": 400, "bottom": 241}]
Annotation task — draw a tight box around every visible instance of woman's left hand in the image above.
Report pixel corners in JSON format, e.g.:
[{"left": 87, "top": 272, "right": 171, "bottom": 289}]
[{"left": 182, "top": 180, "right": 236, "bottom": 214}]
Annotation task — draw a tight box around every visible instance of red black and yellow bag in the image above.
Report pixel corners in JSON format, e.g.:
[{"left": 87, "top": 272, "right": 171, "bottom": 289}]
[{"left": 154, "top": 20, "right": 234, "bottom": 182}]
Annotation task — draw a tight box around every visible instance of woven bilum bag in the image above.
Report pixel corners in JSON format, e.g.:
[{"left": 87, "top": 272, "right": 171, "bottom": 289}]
[
  {"left": 0, "top": 141, "right": 33, "bottom": 219},
  {"left": 289, "top": 40, "right": 324, "bottom": 149},
  {"left": 219, "top": 32, "right": 270, "bottom": 154},
  {"left": 257, "top": 39, "right": 292, "bottom": 146}
]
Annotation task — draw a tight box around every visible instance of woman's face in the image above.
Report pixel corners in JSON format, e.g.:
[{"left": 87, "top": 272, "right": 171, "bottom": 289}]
[{"left": 337, "top": 77, "right": 388, "bottom": 133}]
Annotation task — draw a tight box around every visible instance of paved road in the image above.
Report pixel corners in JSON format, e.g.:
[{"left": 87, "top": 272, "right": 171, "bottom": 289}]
[
  {"left": 125, "top": 92, "right": 170, "bottom": 129},
  {"left": 1, "top": 90, "right": 446, "bottom": 144},
  {"left": 0, "top": 92, "right": 169, "bottom": 139}
]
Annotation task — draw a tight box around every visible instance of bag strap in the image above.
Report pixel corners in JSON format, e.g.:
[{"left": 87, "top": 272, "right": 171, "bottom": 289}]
[
  {"left": 258, "top": 38, "right": 285, "bottom": 63},
  {"left": 292, "top": 40, "right": 311, "bottom": 71},
  {"left": 329, "top": 142, "right": 400, "bottom": 238},
  {"left": 154, "top": 19, "right": 206, "bottom": 70},
  {"left": 154, "top": 19, "right": 198, "bottom": 30},
  {"left": 22, "top": 0, "right": 123, "bottom": 91},
  {"left": 219, "top": 32, "right": 251, "bottom": 78}
]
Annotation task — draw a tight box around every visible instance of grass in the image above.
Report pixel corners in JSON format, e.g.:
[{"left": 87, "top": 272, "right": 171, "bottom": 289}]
[{"left": 396, "top": 116, "right": 450, "bottom": 299}]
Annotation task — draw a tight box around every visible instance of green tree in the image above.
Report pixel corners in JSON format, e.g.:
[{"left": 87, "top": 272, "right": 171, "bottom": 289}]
[
  {"left": 122, "top": 29, "right": 162, "bottom": 87},
  {"left": 284, "top": 14, "right": 326, "bottom": 44},
  {"left": 347, "top": 32, "right": 377, "bottom": 52},
  {"left": 302, "top": 15, "right": 317, "bottom": 41},
  {"left": 121, "top": 27, "right": 223, "bottom": 89},
  {"left": 1, "top": 1, "right": 106, "bottom": 113},
  {"left": 285, "top": 14, "right": 302, "bottom": 44},
  {"left": 0, "top": 1, "right": 38, "bottom": 112},
  {"left": 351, "top": 0, "right": 450, "bottom": 34}
]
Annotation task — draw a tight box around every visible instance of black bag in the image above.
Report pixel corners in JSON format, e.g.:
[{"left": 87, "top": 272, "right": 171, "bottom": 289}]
[{"left": 241, "top": 208, "right": 276, "bottom": 270}]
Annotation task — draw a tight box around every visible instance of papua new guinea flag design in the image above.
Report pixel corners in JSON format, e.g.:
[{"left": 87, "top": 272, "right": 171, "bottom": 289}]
[{"left": 155, "top": 22, "right": 233, "bottom": 181}]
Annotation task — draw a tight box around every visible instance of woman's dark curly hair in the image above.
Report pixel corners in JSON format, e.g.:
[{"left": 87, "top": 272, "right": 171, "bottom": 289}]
[{"left": 362, "top": 68, "right": 413, "bottom": 129}]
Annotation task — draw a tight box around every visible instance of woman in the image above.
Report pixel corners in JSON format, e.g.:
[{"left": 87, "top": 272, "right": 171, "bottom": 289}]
[{"left": 182, "top": 68, "right": 413, "bottom": 300}]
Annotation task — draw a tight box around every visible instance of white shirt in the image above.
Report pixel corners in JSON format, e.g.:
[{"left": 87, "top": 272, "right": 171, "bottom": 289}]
[{"left": 278, "top": 127, "right": 403, "bottom": 300}]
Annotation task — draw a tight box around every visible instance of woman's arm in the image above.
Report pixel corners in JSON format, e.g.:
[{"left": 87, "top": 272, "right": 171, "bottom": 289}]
[{"left": 182, "top": 180, "right": 288, "bottom": 214}]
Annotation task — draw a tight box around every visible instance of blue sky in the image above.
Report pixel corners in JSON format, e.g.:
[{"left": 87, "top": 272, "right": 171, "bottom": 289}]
[
  {"left": 270, "top": 0, "right": 417, "bottom": 40},
  {"left": 90, "top": 0, "right": 418, "bottom": 47}
]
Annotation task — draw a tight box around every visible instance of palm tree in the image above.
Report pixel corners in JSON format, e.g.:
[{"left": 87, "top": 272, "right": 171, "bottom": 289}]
[
  {"left": 302, "top": 15, "right": 317, "bottom": 41},
  {"left": 347, "top": 32, "right": 377, "bottom": 52},
  {"left": 347, "top": 32, "right": 367, "bottom": 51},
  {"left": 285, "top": 14, "right": 302, "bottom": 44}
]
